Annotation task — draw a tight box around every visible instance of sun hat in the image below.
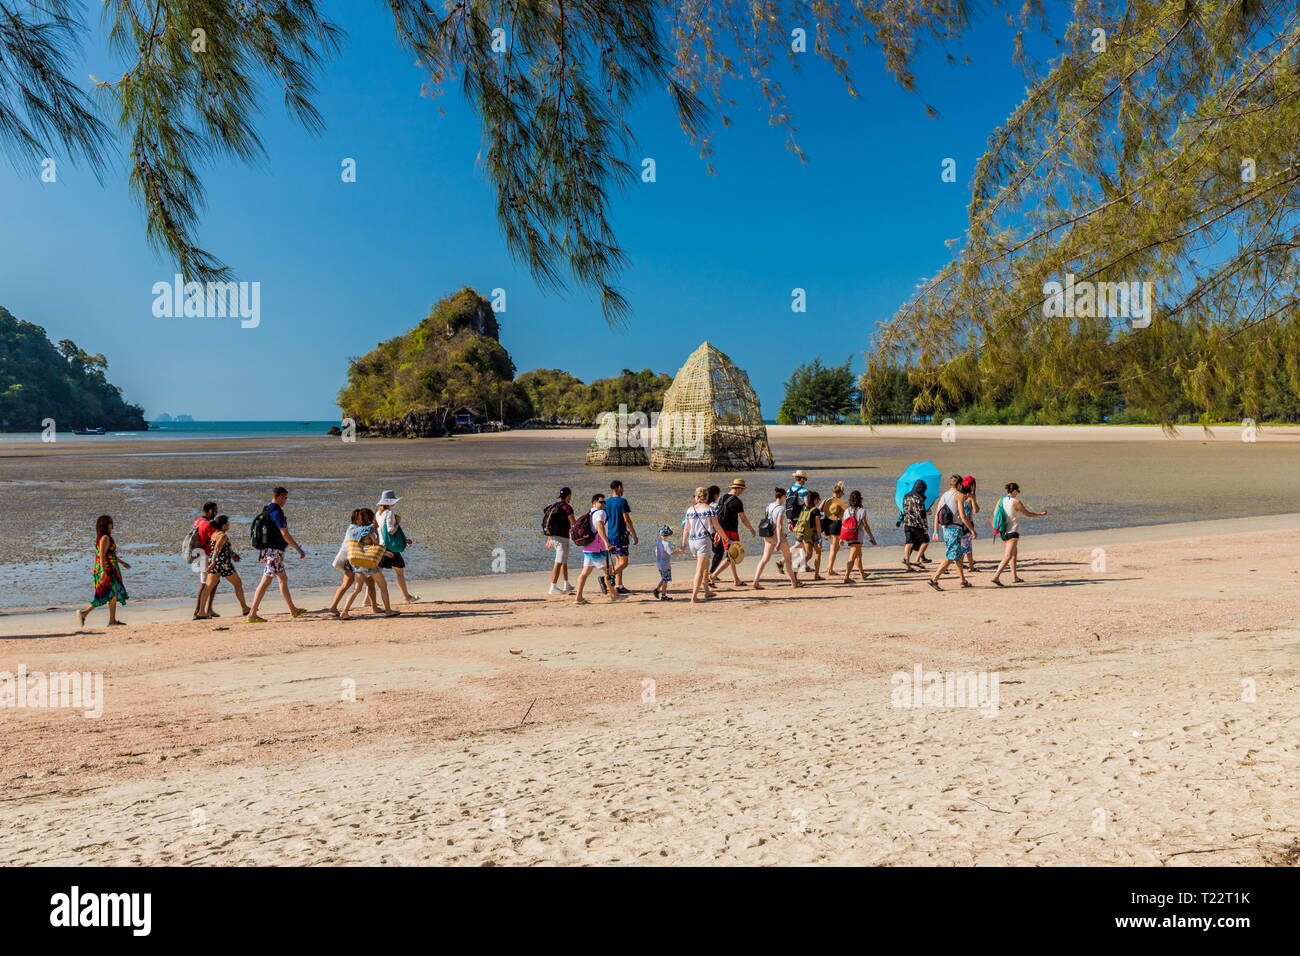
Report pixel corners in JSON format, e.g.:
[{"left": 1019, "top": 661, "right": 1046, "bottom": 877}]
[
  {"left": 658, "top": 525, "right": 673, "bottom": 537},
  {"left": 376, "top": 490, "right": 401, "bottom": 507},
  {"left": 792, "top": 469, "right": 808, "bottom": 481},
  {"left": 727, "top": 540, "right": 746, "bottom": 564},
  {"left": 730, "top": 478, "right": 747, "bottom": 490}
]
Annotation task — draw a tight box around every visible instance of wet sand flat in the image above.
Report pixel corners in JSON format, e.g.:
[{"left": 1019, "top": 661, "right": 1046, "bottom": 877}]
[{"left": 4, "top": 424, "right": 1300, "bottom": 610}]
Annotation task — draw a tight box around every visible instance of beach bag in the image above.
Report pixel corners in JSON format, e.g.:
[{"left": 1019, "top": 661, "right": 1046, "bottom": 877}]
[
  {"left": 571, "top": 511, "right": 596, "bottom": 546},
  {"left": 840, "top": 509, "right": 858, "bottom": 542},
  {"left": 542, "top": 501, "right": 569, "bottom": 536},
  {"left": 381, "top": 518, "right": 408, "bottom": 554},
  {"left": 249, "top": 507, "right": 273, "bottom": 550},
  {"left": 784, "top": 491, "right": 803, "bottom": 522},
  {"left": 332, "top": 541, "right": 350, "bottom": 571},
  {"left": 791, "top": 548, "right": 808, "bottom": 573},
  {"left": 991, "top": 498, "right": 1008, "bottom": 537},
  {"left": 757, "top": 516, "right": 775, "bottom": 538},
  {"left": 181, "top": 522, "right": 202, "bottom": 563}
]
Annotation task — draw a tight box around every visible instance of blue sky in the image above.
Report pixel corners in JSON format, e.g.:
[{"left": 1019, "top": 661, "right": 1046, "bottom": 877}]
[{"left": 0, "top": 7, "right": 1051, "bottom": 420}]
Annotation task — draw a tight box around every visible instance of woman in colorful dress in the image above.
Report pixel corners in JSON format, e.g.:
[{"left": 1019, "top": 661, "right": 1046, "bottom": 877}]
[
  {"left": 77, "top": 515, "right": 129, "bottom": 627},
  {"left": 198, "top": 515, "right": 251, "bottom": 619}
]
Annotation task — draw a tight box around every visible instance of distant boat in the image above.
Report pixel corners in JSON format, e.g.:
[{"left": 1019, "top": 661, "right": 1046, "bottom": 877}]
[{"left": 73, "top": 427, "right": 105, "bottom": 435}]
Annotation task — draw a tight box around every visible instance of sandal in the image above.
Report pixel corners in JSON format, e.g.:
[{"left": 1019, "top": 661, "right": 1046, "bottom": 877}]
[
  {"left": 993, "top": 579, "right": 1005, "bottom": 588},
  {"left": 960, "top": 581, "right": 973, "bottom": 588},
  {"left": 928, "top": 580, "right": 942, "bottom": 591}
]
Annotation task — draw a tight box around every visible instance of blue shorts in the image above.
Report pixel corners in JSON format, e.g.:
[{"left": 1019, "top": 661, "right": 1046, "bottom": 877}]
[
  {"left": 658, "top": 567, "right": 671, "bottom": 582},
  {"left": 609, "top": 535, "right": 629, "bottom": 558},
  {"left": 583, "top": 550, "right": 609, "bottom": 568},
  {"left": 942, "top": 526, "right": 963, "bottom": 561}
]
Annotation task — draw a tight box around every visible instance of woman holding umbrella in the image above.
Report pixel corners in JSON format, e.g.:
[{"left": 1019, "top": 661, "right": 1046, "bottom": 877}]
[{"left": 901, "top": 479, "right": 930, "bottom": 570}]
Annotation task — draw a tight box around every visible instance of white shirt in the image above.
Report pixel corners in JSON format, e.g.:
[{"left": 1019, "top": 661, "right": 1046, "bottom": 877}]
[
  {"left": 938, "top": 489, "right": 962, "bottom": 527},
  {"left": 766, "top": 501, "right": 786, "bottom": 540},
  {"left": 1001, "top": 496, "right": 1020, "bottom": 534},
  {"left": 847, "top": 506, "right": 867, "bottom": 542},
  {"left": 685, "top": 505, "right": 716, "bottom": 540}
]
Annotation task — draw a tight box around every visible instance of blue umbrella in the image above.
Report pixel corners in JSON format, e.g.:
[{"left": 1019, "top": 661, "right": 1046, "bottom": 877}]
[{"left": 895, "top": 461, "right": 942, "bottom": 511}]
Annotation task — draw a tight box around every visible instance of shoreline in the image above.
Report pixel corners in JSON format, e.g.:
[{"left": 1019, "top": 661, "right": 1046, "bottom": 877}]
[{"left": 6, "top": 511, "right": 1298, "bottom": 636}]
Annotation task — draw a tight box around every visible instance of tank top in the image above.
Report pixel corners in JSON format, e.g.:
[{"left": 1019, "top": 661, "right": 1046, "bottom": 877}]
[{"left": 1001, "top": 496, "right": 1020, "bottom": 534}]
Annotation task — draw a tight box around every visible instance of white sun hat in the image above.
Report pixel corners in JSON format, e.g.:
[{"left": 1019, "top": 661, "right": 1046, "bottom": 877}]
[{"left": 376, "top": 490, "right": 401, "bottom": 507}]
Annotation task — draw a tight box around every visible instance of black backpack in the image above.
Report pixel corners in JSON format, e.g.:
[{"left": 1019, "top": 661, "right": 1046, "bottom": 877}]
[
  {"left": 249, "top": 506, "right": 274, "bottom": 550},
  {"left": 542, "top": 501, "right": 569, "bottom": 536},
  {"left": 784, "top": 491, "right": 803, "bottom": 522},
  {"left": 716, "top": 493, "right": 740, "bottom": 527}
]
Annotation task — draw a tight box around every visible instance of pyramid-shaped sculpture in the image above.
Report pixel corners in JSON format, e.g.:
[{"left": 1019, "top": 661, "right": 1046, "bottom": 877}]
[{"left": 648, "top": 342, "right": 775, "bottom": 471}]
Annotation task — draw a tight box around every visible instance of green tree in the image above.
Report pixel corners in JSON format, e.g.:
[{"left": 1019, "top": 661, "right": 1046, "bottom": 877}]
[
  {"left": 780, "top": 357, "right": 857, "bottom": 423},
  {"left": 7, "top": 1, "right": 982, "bottom": 324},
  {"left": 865, "top": 0, "right": 1300, "bottom": 428},
  {"left": 0, "top": 307, "right": 145, "bottom": 430}
]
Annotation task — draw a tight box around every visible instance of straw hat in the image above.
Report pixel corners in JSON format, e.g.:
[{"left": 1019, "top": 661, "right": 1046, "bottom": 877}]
[
  {"left": 729, "top": 478, "right": 747, "bottom": 490},
  {"left": 727, "top": 540, "right": 746, "bottom": 564},
  {"left": 792, "top": 469, "right": 808, "bottom": 481}
]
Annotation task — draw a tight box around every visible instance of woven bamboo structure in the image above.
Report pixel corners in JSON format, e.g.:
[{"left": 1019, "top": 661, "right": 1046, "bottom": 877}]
[
  {"left": 648, "top": 342, "right": 775, "bottom": 472},
  {"left": 585, "top": 411, "right": 649, "bottom": 467}
]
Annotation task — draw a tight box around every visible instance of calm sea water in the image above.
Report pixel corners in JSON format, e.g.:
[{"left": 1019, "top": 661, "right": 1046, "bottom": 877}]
[
  {"left": 4, "top": 425, "right": 1296, "bottom": 610},
  {"left": 1, "top": 421, "right": 337, "bottom": 443}
]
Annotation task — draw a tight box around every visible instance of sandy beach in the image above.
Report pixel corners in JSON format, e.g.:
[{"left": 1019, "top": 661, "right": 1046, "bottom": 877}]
[{"left": 2, "top": 516, "right": 1296, "bottom": 866}]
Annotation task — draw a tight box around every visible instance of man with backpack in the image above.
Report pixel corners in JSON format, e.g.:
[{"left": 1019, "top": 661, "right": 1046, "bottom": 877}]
[
  {"left": 603, "top": 480, "right": 638, "bottom": 594},
  {"left": 777, "top": 470, "right": 809, "bottom": 575},
  {"left": 572, "top": 493, "right": 620, "bottom": 605},
  {"left": 543, "top": 487, "right": 576, "bottom": 595},
  {"left": 246, "top": 486, "right": 309, "bottom": 622},
  {"left": 708, "top": 478, "right": 756, "bottom": 587},
  {"left": 187, "top": 501, "right": 218, "bottom": 619}
]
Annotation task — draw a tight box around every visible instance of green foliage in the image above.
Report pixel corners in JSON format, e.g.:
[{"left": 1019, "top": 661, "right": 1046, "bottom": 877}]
[
  {"left": 866, "top": 1, "right": 1300, "bottom": 427},
  {"left": 0, "top": 306, "right": 145, "bottom": 430},
  {"left": 339, "top": 288, "right": 520, "bottom": 426},
  {"left": 338, "top": 288, "right": 671, "bottom": 426},
  {"left": 515, "top": 367, "right": 672, "bottom": 421},
  {"left": 779, "top": 357, "right": 857, "bottom": 423},
  {"left": 5, "top": 1, "right": 982, "bottom": 323}
]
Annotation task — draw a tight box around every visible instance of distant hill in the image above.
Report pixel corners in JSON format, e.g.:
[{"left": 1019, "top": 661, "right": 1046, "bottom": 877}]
[
  {"left": 338, "top": 288, "right": 524, "bottom": 435},
  {"left": 338, "top": 287, "right": 671, "bottom": 435},
  {"left": 0, "top": 306, "right": 146, "bottom": 432}
]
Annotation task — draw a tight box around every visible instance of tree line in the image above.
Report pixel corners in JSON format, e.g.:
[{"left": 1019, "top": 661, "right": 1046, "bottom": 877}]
[{"left": 0, "top": 306, "right": 146, "bottom": 431}]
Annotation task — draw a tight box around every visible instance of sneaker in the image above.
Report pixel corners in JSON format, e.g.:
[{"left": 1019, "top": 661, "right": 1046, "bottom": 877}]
[
  {"left": 563, "top": 583, "right": 575, "bottom": 593},
  {"left": 548, "top": 584, "right": 562, "bottom": 595},
  {"left": 616, "top": 586, "right": 630, "bottom": 595}
]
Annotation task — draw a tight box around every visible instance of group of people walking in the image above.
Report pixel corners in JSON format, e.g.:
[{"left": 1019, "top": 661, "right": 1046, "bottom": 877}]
[
  {"left": 74, "top": 470, "right": 1048, "bottom": 627},
  {"left": 77, "top": 486, "right": 420, "bottom": 628},
  {"left": 541, "top": 470, "right": 1047, "bottom": 605}
]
